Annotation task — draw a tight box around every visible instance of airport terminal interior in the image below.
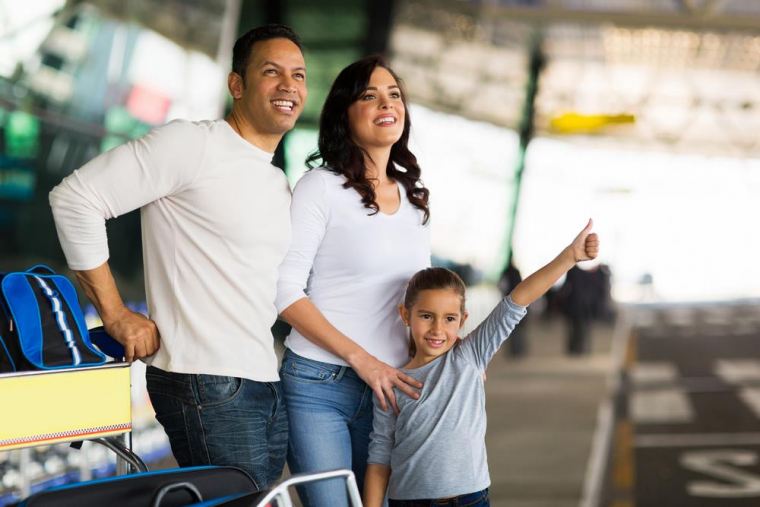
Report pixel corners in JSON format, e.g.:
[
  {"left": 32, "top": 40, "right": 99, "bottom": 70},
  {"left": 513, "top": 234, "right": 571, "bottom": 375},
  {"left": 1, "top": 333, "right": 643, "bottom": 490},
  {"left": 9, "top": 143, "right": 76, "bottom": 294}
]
[{"left": 1, "top": 0, "right": 760, "bottom": 506}]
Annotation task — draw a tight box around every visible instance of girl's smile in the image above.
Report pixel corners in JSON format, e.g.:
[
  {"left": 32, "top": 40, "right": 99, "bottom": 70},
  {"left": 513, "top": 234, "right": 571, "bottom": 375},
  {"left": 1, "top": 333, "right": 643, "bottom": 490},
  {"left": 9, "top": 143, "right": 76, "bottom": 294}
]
[{"left": 400, "top": 288, "right": 469, "bottom": 368}]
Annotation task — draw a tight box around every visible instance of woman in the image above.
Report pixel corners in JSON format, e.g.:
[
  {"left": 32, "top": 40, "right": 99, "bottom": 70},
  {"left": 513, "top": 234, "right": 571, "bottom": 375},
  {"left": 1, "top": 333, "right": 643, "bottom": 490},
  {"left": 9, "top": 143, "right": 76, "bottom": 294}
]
[{"left": 275, "top": 55, "right": 431, "bottom": 506}]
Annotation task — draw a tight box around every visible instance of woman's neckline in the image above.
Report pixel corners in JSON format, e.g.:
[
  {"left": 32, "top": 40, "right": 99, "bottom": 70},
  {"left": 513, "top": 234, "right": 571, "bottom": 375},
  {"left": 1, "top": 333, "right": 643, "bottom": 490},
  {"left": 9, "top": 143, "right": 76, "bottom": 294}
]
[{"left": 376, "top": 181, "right": 403, "bottom": 217}]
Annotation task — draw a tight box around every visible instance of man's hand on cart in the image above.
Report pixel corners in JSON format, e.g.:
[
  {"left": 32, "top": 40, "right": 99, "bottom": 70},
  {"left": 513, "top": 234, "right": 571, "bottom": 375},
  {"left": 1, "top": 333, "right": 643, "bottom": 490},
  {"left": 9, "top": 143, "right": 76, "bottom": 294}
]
[
  {"left": 74, "top": 262, "right": 161, "bottom": 363},
  {"left": 105, "top": 307, "right": 160, "bottom": 362}
]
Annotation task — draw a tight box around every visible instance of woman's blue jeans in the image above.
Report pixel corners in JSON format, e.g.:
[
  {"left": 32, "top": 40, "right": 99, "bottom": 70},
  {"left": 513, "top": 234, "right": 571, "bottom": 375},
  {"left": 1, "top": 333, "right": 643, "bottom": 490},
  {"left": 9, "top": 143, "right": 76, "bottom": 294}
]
[
  {"left": 280, "top": 349, "right": 378, "bottom": 507},
  {"left": 145, "top": 365, "right": 288, "bottom": 491}
]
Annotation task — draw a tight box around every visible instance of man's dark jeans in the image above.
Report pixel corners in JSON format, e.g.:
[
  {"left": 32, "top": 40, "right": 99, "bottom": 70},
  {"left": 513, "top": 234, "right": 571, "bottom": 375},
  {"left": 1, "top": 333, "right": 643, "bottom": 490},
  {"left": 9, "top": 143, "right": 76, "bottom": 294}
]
[{"left": 146, "top": 365, "right": 288, "bottom": 491}]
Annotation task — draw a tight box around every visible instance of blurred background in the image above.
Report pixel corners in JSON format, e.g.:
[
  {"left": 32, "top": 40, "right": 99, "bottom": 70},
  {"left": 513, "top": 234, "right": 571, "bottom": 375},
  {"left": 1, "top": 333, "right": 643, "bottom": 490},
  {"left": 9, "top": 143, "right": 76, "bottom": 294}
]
[{"left": 1, "top": 1, "right": 760, "bottom": 506}]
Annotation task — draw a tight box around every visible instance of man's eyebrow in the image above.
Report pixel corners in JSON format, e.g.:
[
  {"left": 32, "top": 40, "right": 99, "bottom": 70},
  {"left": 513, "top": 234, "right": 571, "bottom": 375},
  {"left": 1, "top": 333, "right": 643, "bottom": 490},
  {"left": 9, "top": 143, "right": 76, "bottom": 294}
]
[{"left": 261, "top": 61, "right": 307, "bottom": 72}]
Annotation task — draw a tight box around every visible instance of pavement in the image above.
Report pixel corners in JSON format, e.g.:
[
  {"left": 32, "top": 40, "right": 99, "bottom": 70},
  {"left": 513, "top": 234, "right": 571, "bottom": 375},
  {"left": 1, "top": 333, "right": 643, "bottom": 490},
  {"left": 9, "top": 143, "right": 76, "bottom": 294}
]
[{"left": 601, "top": 301, "right": 760, "bottom": 507}]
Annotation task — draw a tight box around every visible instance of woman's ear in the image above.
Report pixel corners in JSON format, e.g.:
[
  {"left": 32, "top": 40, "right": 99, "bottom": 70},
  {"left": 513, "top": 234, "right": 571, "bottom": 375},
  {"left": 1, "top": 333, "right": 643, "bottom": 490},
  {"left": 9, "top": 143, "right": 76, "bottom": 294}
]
[
  {"left": 398, "top": 304, "right": 409, "bottom": 326},
  {"left": 459, "top": 311, "right": 469, "bottom": 330}
]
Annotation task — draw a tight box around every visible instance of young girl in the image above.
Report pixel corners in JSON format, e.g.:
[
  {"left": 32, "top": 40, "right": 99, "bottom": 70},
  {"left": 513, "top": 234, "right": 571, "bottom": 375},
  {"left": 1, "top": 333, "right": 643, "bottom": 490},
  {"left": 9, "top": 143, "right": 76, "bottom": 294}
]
[{"left": 364, "top": 220, "right": 600, "bottom": 506}]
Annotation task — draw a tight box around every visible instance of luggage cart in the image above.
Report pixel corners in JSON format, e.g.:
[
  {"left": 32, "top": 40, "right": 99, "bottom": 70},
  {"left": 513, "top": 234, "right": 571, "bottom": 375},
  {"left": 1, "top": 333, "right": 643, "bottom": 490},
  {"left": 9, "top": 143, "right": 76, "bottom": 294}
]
[
  {"left": 254, "top": 469, "right": 362, "bottom": 507},
  {"left": 1, "top": 335, "right": 364, "bottom": 506},
  {"left": 0, "top": 361, "right": 146, "bottom": 501}
]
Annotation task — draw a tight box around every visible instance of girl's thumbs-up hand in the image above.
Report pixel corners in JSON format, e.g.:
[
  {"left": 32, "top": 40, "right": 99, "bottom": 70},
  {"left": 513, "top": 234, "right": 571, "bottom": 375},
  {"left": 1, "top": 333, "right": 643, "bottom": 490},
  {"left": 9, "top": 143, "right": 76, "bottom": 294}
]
[{"left": 569, "top": 219, "right": 600, "bottom": 262}]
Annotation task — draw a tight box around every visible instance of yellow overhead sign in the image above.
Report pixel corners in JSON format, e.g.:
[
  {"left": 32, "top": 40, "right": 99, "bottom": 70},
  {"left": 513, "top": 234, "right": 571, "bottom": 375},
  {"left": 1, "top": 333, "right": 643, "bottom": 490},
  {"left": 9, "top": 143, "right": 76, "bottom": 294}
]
[{"left": 550, "top": 113, "right": 635, "bottom": 134}]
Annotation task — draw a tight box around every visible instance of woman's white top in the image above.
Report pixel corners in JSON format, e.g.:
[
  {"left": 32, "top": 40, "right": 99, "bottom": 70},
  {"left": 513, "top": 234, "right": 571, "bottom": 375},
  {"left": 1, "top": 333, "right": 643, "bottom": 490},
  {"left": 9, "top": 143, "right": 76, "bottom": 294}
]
[{"left": 275, "top": 167, "right": 431, "bottom": 367}]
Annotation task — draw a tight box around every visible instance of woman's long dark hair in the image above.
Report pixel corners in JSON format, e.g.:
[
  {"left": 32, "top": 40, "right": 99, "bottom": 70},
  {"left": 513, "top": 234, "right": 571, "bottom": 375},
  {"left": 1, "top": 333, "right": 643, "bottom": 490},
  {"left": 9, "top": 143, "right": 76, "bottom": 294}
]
[{"left": 306, "top": 55, "right": 430, "bottom": 224}]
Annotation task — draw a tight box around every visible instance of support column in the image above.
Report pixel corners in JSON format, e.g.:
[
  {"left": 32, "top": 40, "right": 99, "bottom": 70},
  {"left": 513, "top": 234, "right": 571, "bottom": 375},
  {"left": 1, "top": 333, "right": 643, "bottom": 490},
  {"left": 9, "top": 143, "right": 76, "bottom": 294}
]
[{"left": 502, "top": 31, "right": 544, "bottom": 269}]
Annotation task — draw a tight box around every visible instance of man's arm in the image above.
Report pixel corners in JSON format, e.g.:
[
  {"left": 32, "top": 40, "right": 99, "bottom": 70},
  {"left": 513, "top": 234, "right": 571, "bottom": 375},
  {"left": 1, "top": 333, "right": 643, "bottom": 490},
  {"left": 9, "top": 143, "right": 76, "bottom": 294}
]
[
  {"left": 363, "top": 464, "right": 391, "bottom": 507},
  {"left": 512, "top": 219, "right": 600, "bottom": 307},
  {"left": 75, "top": 262, "right": 159, "bottom": 362},
  {"left": 50, "top": 121, "right": 207, "bottom": 362}
]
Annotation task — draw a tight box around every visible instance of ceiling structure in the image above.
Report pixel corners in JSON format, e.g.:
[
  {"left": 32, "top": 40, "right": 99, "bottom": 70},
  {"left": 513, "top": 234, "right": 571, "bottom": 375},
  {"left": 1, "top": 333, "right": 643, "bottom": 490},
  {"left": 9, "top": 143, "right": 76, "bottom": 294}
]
[
  {"left": 389, "top": 0, "right": 760, "bottom": 156},
  {"left": 13, "top": 0, "right": 760, "bottom": 156},
  {"left": 71, "top": 0, "right": 230, "bottom": 60}
]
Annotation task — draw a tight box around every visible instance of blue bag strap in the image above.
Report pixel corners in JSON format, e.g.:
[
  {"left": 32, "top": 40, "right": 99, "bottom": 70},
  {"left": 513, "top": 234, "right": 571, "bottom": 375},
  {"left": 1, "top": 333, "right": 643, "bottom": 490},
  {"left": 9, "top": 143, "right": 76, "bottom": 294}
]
[
  {"left": 89, "top": 326, "right": 125, "bottom": 360},
  {"left": 32, "top": 275, "right": 82, "bottom": 366},
  {"left": 26, "top": 265, "right": 56, "bottom": 275}
]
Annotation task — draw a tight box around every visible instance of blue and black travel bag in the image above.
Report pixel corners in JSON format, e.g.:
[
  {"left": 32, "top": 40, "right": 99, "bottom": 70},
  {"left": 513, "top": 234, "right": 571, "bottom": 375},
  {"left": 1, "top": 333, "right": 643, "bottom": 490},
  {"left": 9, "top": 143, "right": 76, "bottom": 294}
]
[{"left": 0, "top": 265, "right": 107, "bottom": 373}]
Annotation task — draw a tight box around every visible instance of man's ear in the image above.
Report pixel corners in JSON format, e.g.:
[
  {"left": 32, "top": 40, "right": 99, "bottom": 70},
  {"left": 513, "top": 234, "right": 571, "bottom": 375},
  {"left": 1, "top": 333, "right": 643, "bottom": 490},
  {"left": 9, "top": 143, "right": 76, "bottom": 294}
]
[
  {"left": 398, "top": 304, "right": 409, "bottom": 326},
  {"left": 228, "top": 72, "right": 244, "bottom": 100},
  {"left": 459, "top": 311, "right": 469, "bottom": 330}
]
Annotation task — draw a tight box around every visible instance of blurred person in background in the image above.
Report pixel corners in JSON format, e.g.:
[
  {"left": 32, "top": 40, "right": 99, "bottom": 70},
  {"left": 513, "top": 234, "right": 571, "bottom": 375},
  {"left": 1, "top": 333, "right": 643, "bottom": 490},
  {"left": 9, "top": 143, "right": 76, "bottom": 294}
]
[
  {"left": 559, "top": 265, "right": 597, "bottom": 355},
  {"left": 592, "top": 263, "right": 614, "bottom": 322},
  {"left": 275, "top": 55, "right": 430, "bottom": 506},
  {"left": 49, "top": 24, "right": 307, "bottom": 490},
  {"left": 498, "top": 260, "right": 528, "bottom": 358}
]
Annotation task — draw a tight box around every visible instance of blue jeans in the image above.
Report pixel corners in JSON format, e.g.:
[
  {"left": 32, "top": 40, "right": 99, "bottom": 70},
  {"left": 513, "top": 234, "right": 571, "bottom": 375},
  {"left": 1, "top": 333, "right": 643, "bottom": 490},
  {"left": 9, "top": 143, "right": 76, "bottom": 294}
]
[
  {"left": 389, "top": 489, "right": 489, "bottom": 507},
  {"left": 280, "top": 349, "right": 378, "bottom": 507},
  {"left": 145, "top": 365, "right": 288, "bottom": 491}
]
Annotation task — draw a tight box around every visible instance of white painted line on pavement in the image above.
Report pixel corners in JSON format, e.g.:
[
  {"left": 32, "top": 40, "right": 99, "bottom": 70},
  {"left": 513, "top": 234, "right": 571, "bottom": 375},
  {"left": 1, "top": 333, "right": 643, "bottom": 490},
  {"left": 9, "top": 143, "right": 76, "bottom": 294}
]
[
  {"left": 578, "top": 401, "right": 613, "bottom": 507},
  {"left": 579, "top": 308, "right": 632, "bottom": 507},
  {"left": 739, "top": 388, "right": 760, "bottom": 419},
  {"left": 631, "top": 389, "right": 695, "bottom": 424},
  {"left": 716, "top": 360, "right": 760, "bottom": 385},
  {"left": 636, "top": 432, "right": 760, "bottom": 448},
  {"left": 631, "top": 362, "right": 679, "bottom": 386}
]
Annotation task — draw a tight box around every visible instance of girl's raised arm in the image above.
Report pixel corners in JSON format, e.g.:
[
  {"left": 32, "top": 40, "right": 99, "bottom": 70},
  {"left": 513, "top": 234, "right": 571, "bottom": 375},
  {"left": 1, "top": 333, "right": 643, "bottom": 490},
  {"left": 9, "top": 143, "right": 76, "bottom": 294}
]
[
  {"left": 458, "top": 220, "right": 599, "bottom": 371},
  {"left": 511, "top": 219, "right": 599, "bottom": 307}
]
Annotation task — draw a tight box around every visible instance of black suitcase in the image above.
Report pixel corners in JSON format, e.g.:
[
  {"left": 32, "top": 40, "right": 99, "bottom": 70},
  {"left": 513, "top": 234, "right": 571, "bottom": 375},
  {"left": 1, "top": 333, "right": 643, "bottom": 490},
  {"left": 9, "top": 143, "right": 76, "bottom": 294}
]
[{"left": 14, "top": 466, "right": 258, "bottom": 507}]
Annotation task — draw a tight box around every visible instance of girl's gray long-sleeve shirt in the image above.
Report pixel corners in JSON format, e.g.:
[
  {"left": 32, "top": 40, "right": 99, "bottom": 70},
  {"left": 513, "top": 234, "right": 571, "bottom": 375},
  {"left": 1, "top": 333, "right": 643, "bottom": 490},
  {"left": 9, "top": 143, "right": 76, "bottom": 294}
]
[{"left": 368, "top": 295, "right": 527, "bottom": 500}]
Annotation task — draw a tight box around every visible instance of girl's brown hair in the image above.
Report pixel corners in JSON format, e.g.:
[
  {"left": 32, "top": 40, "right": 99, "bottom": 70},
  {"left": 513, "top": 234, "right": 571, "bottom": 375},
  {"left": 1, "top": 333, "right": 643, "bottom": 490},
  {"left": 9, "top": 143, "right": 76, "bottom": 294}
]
[{"left": 403, "top": 267, "right": 467, "bottom": 357}]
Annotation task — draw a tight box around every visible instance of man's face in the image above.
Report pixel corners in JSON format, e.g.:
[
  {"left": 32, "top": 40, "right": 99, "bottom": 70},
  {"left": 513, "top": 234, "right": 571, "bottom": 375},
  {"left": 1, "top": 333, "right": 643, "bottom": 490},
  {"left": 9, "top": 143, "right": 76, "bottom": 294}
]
[{"left": 232, "top": 38, "right": 307, "bottom": 138}]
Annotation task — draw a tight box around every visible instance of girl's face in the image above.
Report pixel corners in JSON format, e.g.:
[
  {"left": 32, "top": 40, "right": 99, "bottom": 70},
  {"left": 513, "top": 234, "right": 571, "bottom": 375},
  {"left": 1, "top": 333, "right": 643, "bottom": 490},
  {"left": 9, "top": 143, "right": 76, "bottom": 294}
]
[
  {"left": 400, "top": 289, "right": 469, "bottom": 363},
  {"left": 347, "top": 67, "right": 405, "bottom": 151}
]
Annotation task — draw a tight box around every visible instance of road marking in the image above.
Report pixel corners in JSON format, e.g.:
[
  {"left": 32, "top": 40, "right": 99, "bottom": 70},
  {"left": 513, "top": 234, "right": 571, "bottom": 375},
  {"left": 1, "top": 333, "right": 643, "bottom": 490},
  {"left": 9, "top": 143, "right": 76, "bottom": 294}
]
[
  {"left": 636, "top": 433, "right": 760, "bottom": 448},
  {"left": 681, "top": 450, "right": 760, "bottom": 498},
  {"left": 610, "top": 419, "right": 635, "bottom": 507},
  {"left": 631, "top": 389, "right": 694, "bottom": 424},
  {"left": 716, "top": 360, "right": 760, "bottom": 385},
  {"left": 739, "top": 388, "right": 760, "bottom": 419},
  {"left": 579, "top": 401, "right": 614, "bottom": 507},
  {"left": 631, "top": 362, "right": 679, "bottom": 386}
]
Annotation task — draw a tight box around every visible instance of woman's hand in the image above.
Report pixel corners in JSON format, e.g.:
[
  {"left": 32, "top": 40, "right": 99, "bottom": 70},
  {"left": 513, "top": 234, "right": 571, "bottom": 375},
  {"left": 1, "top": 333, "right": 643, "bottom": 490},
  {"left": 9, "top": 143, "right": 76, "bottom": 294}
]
[
  {"left": 567, "top": 218, "right": 600, "bottom": 262},
  {"left": 352, "top": 353, "right": 422, "bottom": 414}
]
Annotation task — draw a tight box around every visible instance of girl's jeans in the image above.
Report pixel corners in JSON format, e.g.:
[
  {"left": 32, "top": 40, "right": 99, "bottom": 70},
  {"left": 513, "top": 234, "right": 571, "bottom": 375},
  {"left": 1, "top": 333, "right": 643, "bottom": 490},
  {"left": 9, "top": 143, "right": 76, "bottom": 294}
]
[
  {"left": 389, "top": 489, "right": 490, "bottom": 507},
  {"left": 280, "top": 348, "right": 380, "bottom": 507}
]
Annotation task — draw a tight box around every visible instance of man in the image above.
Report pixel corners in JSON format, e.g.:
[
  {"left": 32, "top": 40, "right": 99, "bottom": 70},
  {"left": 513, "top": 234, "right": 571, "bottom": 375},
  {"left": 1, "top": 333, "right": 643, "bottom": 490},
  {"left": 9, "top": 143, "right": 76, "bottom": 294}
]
[{"left": 49, "top": 24, "right": 307, "bottom": 489}]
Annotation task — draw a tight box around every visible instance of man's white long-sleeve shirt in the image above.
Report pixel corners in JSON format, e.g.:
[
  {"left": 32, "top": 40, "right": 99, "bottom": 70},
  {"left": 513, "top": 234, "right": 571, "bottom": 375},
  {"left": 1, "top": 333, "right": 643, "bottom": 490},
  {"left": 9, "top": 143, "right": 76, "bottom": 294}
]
[{"left": 50, "top": 119, "right": 292, "bottom": 381}]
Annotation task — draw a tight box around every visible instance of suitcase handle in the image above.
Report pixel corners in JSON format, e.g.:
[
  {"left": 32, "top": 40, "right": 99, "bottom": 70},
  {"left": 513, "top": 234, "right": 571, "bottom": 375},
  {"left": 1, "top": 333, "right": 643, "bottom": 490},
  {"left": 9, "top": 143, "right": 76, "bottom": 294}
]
[
  {"left": 150, "top": 481, "right": 203, "bottom": 507},
  {"left": 25, "top": 264, "right": 56, "bottom": 275}
]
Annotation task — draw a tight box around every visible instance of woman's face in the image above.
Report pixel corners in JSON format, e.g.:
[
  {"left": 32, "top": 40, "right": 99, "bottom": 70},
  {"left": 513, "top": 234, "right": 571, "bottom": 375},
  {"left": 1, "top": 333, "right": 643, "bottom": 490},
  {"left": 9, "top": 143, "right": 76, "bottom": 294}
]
[{"left": 347, "top": 66, "right": 405, "bottom": 151}]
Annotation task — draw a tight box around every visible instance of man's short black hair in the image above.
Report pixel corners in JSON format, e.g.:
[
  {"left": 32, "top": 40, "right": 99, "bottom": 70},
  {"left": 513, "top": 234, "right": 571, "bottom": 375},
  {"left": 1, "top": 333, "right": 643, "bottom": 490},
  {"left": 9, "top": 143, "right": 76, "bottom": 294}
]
[{"left": 232, "top": 24, "right": 302, "bottom": 83}]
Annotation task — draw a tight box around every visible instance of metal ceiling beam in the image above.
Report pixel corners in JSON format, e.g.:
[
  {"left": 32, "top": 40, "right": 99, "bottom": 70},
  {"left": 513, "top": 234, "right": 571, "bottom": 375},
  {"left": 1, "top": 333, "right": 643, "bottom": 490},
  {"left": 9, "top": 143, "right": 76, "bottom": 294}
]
[{"left": 421, "top": 0, "right": 760, "bottom": 31}]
